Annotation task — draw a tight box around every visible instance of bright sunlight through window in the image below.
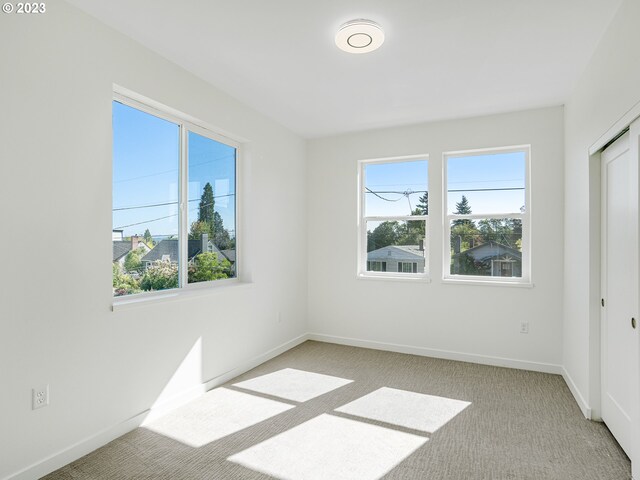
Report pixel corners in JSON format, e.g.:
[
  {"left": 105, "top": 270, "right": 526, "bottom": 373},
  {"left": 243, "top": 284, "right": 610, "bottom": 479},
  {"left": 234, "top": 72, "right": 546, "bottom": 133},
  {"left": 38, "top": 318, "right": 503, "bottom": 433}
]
[
  {"left": 335, "top": 387, "right": 471, "bottom": 434},
  {"left": 143, "top": 387, "right": 293, "bottom": 448},
  {"left": 228, "top": 414, "right": 427, "bottom": 480},
  {"left": 233, "top": 368, "right": 353, "bottom": 403}
]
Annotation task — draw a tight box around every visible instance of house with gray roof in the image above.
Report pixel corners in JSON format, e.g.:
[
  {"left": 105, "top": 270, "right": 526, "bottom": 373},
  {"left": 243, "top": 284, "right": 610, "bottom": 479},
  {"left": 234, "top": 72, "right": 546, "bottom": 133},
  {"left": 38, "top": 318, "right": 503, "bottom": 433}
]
[
  {"left": 367, "top": 244, "right": 426, "bottom": 273},
  {"left": 112, "top": 235, "right": 151, "bottom": 267},
  {"left": 451, "top": 241, "right": 522, "bottom": 277},
  {"left": 141, "top": 234, "right": 233, "bottom": 269}
]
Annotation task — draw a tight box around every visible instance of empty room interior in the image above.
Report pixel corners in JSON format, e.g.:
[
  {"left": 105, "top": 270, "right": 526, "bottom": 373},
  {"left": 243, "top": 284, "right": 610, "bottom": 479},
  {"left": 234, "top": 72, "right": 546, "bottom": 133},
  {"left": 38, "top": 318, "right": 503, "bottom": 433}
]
[{"left": 2, "top": 0, "right": 640, "bottom": 479}]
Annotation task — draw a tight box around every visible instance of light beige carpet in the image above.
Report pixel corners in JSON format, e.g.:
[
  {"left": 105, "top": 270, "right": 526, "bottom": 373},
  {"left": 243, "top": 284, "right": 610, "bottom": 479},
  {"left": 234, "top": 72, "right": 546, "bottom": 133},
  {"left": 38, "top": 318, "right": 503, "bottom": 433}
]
[{"left": 44, "top": 341, "right": 631, "bottom": 480}]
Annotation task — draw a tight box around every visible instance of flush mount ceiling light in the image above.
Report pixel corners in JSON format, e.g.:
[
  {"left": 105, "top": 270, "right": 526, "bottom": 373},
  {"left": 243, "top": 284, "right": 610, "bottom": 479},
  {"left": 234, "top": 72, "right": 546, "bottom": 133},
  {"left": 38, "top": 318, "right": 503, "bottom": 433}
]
[{"left": 335, "top": 19, "right": 384, "bottom": 54}]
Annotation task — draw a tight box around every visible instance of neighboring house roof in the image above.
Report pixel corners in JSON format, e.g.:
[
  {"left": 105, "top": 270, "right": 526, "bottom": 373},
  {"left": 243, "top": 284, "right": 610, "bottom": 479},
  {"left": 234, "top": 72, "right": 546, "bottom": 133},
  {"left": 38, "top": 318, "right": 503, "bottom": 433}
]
[
  {"left": 368, "top": 245, "right": 425, "bottom": 262},
  {"left": 221, "top": 249, "right": 236, "bottom": 263},
  {"left": 454, "top": 242, "right": 522, "bottom": 261},
  {"left": 142, "top": 239, "right": 229, "bottom": 263},
  {"left": 112, "top": 240, "right": 151, "bottom": 262},
  {"left": 113, "top": 241, "right": 132, "bottom": 262}
]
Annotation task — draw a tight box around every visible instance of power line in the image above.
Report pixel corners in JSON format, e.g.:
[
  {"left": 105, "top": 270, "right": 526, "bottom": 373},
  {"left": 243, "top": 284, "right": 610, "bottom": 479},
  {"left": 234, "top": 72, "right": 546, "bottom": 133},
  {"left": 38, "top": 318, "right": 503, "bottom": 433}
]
[
  {"left": 113, "top": 153, "right": 235, "bottom": 184},
  {"left": 115, "top": 213, "right": 177, "bottom": 229},
  {"left": 113, "top": 193, "right": 235, "bottom": 211},
  {"left": 365, "top": 187, "right": 404, "bottom": 202},
  {"left": 448, "top": 178, "right": 523, "bottom": 185},
  {"left": 114, "top": 201, "right": 224, "bottom": 229},
  {"left": 367, "top": 183, "right": 426, "bottom": 188},
  {"left": 447, "top": 187, "right": 524, "bottom": 193}
]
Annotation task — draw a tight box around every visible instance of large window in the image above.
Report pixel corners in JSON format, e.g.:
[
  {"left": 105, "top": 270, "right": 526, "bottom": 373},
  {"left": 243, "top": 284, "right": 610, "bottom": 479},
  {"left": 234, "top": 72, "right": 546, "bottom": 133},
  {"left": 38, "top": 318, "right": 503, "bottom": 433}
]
[
  {"left": 444, "top": 147, "right": 529, "bottom": 283},
  {"left": 359, "top": 156, "right": 428, "bottom": 278},
  {"left": 112, "top": 95, "right": 237, "bottom": 299}
]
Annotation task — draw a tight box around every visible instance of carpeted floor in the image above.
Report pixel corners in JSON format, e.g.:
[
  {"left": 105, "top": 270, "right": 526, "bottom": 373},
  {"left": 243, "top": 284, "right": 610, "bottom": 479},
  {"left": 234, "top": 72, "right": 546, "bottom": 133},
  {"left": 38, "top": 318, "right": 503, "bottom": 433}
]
[{"left": 44, "top": 341, "right": 631, "bottom": 479}]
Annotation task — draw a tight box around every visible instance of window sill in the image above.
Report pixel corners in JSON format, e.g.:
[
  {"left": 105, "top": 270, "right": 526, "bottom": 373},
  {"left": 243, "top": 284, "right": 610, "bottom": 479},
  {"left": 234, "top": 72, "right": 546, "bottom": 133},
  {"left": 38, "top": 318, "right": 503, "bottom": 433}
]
[
  {"left": 111, "top": 279, "right": 253, "bottom": 311},
  {"left": 357, "top": 273, "right": 432, "bottom": 283},
  {"left": 441, "top": 277, "right": 534, "bottom": 288}
]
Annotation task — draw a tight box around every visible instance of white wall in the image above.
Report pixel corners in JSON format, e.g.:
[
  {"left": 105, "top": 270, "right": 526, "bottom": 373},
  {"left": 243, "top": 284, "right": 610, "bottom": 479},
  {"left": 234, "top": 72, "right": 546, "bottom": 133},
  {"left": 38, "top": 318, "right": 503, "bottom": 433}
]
[
  {"left": 0, "top": 2, "right": 307, "bottom": 478},
  {"left": 307, "top": 107, "right": 564, "bottom": 370},
  {"left": 563, "top": 0, "right": 640, "bottom": 418}
]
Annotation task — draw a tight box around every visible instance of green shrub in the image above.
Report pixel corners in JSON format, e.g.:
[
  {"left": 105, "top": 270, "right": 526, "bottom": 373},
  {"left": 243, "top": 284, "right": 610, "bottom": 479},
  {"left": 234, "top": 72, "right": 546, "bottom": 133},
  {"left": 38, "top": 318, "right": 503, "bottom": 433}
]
[
  {"left": 188, "top": 252, "right": 231, "bottom": 283},
  {"left": 140, "top": 260, "right": 178, "bottom": 291}
]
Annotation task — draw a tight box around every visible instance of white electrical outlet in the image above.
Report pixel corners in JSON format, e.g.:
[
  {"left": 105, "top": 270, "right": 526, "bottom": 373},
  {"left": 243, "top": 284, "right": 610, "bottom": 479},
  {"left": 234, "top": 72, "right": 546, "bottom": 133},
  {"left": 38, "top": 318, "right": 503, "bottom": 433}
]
[
  {"left": 32, "top": 385, "right": 49, "bottom": 410},
  {"left": 520, "top": 321, "right": 529, "bottom": 334}
]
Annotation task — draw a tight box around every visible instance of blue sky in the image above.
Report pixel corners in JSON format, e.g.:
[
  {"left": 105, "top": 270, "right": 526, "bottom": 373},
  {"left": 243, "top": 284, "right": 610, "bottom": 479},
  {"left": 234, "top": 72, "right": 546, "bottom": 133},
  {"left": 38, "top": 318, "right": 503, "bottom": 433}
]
[
  {"left": 364, "top": 152, "right": 525, "bottom": 217},
  {"left": 365, "top": 160, "right": 428, "bottom": 216},
  {"left": 113, "top": 101, "right": 236, "bottom": 239},
  {"left": 447, "top": 152, "right": 525, "bottom": 215}
]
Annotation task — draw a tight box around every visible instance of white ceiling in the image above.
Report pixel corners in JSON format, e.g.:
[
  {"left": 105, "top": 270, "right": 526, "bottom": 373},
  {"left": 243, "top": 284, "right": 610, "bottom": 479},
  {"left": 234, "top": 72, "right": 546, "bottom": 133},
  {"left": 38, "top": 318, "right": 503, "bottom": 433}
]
[{"left": 67, "top": 0, "right": 623, "bottom": 138}]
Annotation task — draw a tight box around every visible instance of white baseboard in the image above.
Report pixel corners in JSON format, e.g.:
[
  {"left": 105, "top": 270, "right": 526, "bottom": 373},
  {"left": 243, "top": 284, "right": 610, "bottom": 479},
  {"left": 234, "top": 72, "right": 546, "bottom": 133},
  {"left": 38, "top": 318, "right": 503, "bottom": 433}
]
[
  {"left": 308, "top": 333, "right": 563, "bottom": 375},
  {"left": 4, "top": 411, "right": 147, "bottom": 480},
  {"left": 561, "top": 367, "right": 592, "bottom": 419},
  {"left": 202, "top": 333, "right": 310, "bottom": 390},
  {"left": 3, "top": 333, "right": 309, "bottom": 480}
]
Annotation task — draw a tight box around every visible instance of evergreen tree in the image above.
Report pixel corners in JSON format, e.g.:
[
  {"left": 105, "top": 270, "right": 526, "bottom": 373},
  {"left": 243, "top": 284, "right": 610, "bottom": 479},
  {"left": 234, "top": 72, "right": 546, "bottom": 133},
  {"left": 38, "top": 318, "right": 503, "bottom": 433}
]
[
  {"left": 198, "top": 182, "right": 215, "bottom": 226},
  {"left": 416, "top": 192, "right": 429, "bottom": 215},
  {"left": 452, "top": 195, "right": 473, "bottom": 227},
  {"left": 195, "top": 182, "right": 233, "bottom": 249},
  {"left": 454, "top": 195, "right": 471, "bottom": 214},
  {"left": 143, "top": 228, "right": 153, "bottom": 246},
  {"left": 189, "top": 220, "right": 212, "bottom": 240},
  {"left": 212, "top": 211, "right": 232, "bottom": 250}
]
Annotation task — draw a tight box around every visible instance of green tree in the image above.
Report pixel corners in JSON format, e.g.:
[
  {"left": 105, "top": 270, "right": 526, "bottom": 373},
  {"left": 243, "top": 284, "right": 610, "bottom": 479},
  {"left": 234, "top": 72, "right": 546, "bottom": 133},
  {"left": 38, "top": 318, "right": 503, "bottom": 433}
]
[
  {"left": 415, "top": 192, "right": 428, "bottom": 215},
  {"left": 188, "top": 252, "right": 231, "bottom": 283},
  {"left": 196, "top": 182, "right": 233, "bottom": 249},
  {"left": 397, "top": 221, "right": 424, "bottom": 246},
  {"left": 452, "top": 252, "right": 487, "bottom": 275},
  {"left": 450, "top": 221, "right": 480, "bottom": 252},
  {"left": 406, "top": 191, "right": 428, "bottom": 241},
  {"left": 112, "top": 263, "right": 141, "bottom": 297},
  {"left": 212, "top": 211, "right": 232, "bottom": 249},
  {"left": 452, "top": 195, "right": 473, "bottom": 227},
  {"left": 367, "top": 221, "right": 400, "bottom": 251},
  {"left": 198, "top": 182, "right": 215, "bottom": 226},
  {"left": 189, "top": 220, "right": 212, "bottom": 240},
  {"left": 123, "top": 248, "right": 143, "bottom": 273},
  {"left": 477, "top": 218, "right": 521, "bottom": 248},
  {"left": 143, "top": 228, "right": 154, "bottom": 247},
  {"left": 140, "top": 260, "right": 178, "bottom": 291}
]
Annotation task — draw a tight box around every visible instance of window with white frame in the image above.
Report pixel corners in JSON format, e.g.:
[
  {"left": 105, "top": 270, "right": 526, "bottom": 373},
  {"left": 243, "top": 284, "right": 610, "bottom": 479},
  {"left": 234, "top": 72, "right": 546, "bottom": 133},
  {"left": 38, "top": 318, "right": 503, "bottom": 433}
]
[
  {"left": 359, "top": 156, "right": 428, "bottom": 278},
  {"left": 444, "top": 147, "right": 529, "bottom": 282},
  {"left": 112, "top": 95, "right": 237, "bottom": 298}
]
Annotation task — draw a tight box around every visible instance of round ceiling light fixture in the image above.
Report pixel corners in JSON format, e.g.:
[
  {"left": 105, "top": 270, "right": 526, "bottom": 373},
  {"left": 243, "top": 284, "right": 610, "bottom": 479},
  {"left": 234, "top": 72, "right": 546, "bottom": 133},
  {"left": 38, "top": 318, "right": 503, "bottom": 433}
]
[{"left": 335, "top": 19, "right": 384, "bottom": 54}]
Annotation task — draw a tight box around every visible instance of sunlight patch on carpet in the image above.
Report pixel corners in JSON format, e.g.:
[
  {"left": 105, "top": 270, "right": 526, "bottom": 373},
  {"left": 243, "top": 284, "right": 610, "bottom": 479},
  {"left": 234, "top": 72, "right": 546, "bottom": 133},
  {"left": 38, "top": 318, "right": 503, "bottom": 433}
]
[
  {"left": 233, "top": 368, "right": 353, "bottom": 402},
  {"left": 144, "top": 387, "right": 294, "bottom": 447},
  {"left": 228, "top": 414, "right": 427, "bottom": 480},
  {"left": 335, "top": 387, "right": 471, "bottom": 433}
]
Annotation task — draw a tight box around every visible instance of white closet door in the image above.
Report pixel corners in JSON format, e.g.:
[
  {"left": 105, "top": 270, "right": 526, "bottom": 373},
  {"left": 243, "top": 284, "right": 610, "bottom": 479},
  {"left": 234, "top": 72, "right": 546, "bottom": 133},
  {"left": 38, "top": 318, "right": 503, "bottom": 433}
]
[{"left": 601, "top": 129, "right": 639, "bottom": 457}]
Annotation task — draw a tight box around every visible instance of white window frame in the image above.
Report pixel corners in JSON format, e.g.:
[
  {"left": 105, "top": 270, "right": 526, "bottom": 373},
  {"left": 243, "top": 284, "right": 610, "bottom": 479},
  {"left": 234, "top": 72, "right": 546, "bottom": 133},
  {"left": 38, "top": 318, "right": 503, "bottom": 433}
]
[
  {"left": 357, "top": 155, "right": 429, "bottom": 281},
  {"left": 112, "top": 90, "right": 241, "bottom": 307},
  {"left": 442, "top": 145, "right": 531, "bottom": 285}
]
